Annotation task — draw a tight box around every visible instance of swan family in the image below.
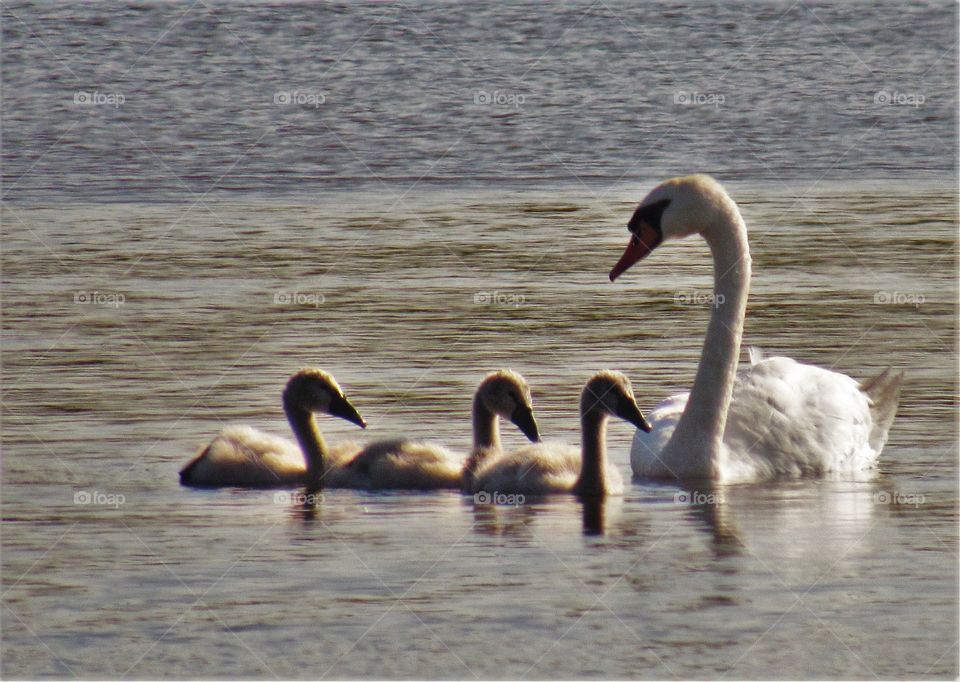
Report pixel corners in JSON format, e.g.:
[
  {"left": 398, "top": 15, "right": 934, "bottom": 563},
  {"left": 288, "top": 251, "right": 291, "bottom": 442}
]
[{"left": 181, "top": 174, "right": 902, "bottom": 498}]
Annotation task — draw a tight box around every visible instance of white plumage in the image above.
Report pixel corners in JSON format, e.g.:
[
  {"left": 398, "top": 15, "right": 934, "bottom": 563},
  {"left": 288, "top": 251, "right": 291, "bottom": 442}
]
[{"left": 610, "top": 175, "right": 903, "bottom": 483}]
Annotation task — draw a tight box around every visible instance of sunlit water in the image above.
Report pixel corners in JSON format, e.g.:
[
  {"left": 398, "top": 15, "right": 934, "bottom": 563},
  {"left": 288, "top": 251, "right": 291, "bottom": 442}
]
[
  {"left": 2, "top": 1, "right": 958, "bottom": 680},
  {"left": 3, "top": 183, "right": 957, "bottom": 679}
]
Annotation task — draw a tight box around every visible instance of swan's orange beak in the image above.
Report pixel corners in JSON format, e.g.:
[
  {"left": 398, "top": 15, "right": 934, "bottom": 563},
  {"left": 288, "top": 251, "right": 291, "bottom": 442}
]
[{"left": 610, "top": 220, "right": 661, "bottom": 281}]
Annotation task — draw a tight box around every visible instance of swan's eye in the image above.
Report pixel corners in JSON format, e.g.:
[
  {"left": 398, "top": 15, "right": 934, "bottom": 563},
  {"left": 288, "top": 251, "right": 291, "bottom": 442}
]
[{"left": 628, "top": 199, "right": 670, "bottom": 239}]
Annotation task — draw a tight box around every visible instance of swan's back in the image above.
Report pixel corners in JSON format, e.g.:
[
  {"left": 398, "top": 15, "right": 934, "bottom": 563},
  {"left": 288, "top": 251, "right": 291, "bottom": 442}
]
[
  {"left": 631, "top": 355, "right": 903, "bottom": 483},
  {"left": 472, "top": 441, "right": 624, "bottom": 495},
  {"left": 472, "top": 441, "right": 581, "bottom": 495},
  {"left": 331, "top": 439, "right": 463, "bottom": 490},
  {"left": 722, "top": 356, "right": 877, "bottom": 479},
  {"left": 180, "top": 425, "right": 307, "bottom": 488}
]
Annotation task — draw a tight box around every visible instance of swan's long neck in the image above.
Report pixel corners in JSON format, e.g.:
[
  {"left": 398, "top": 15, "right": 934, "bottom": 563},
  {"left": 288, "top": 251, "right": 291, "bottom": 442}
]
[
  {"left": 575, "top": 412, "right": 610, "bottom": 497},
  {"left": 463, "top": 398, "right": 500, "bottom": 490},
  {"left": 664, "top": 206, "right": 751, "bottom": 478},
  {"left": 285, "top": 403, "right": 329, "bottom": 489},
  {"left": 472, "top": 398, "right": 500, "bottom": 451}
]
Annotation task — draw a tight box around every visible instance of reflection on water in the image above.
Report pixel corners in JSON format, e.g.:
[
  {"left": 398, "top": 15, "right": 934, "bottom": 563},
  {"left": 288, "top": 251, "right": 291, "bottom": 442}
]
[{"left": 2, "top": 184, "right": 957, "bottom": 678}]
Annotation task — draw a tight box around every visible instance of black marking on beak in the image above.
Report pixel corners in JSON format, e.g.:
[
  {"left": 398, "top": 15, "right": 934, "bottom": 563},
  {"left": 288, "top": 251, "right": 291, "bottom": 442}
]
[{"left": 627, "top": 198, "right": 670, "bottom": 239}]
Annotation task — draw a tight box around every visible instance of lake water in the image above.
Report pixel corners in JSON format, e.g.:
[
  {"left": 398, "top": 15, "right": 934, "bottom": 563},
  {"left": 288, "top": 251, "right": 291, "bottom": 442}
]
[{"left": 2, "top": 1, "right": 957, "bottom": 680}]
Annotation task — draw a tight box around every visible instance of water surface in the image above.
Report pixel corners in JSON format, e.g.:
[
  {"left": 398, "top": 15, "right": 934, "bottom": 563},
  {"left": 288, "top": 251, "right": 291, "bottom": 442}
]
[
  {"left": 3, "top": 184, "right": 957, "bottom": 679},
  {"left": 2, "top": 0, "right": 958, "bottom": 679}
]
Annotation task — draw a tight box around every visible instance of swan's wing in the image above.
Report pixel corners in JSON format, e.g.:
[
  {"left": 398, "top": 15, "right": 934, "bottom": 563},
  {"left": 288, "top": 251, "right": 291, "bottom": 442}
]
[
  {"left": 333, "top": 439, "right": 463, "bottom": 490},
  {"left": 180, "top": 425, "right": 306, "bottom": 487},
  {"left": 473, "top": 441, "right": 581, "bottom": 495},
  {"left": 630, "top": 393, "right": 688, "bottom": 479},
  {"left": 328, "top": 440, "right": 362, "bottom": 467},
  {"left": 722, "top": 356, "right": 876, "bottom": 479}
]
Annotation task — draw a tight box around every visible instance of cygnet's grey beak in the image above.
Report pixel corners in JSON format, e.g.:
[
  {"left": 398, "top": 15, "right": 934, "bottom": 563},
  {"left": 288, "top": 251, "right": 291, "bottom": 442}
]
[
  {"left": 511, "top": 404, "right": 541, "bottom": 442},
  {"left": 616, "top": 397, "right": 652, "bottom": 433},
  {"left": 332, "top": 395, "right": 367, "bottom": 429}
]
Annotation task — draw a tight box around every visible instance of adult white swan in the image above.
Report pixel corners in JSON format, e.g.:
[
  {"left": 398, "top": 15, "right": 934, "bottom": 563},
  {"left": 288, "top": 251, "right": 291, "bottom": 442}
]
[
  {"left": 469, "top": 371, "right": 651, "bottom": 497},
  {"left": 609, "top": 174, "right": 903, "bottom": 482},
  {"left": 179, "top": 368, "right": 367, "bottom": 488}
]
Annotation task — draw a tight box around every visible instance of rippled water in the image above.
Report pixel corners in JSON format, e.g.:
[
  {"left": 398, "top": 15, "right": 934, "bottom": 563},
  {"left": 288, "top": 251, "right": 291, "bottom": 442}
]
[
  {"left": 2, "top": 1, "right": 957, "bottom": 200},
  {"left": 3, "top": 183, "right": 957, "bottom": 679},
  {"left": 2, "top": 1, "right": 958, "bottom": 680}
]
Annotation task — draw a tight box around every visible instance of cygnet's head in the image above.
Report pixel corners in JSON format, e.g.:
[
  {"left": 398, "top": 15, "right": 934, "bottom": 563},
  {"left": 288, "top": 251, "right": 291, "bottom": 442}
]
[
  {"left": 283, "top": 368, "right": 367, "bottom": 428},
  {"left": 580, "top": 370, "right": 651, "bottom": 432},
  {"left": 477, "top": 369, "right": 541, "bottom": 442}
]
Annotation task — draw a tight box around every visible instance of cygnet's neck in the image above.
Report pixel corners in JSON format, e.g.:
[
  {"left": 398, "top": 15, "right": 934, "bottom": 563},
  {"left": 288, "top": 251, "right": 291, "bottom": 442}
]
[
  {"left": 472, "top": 397, "right": 500, "bottom": 452},
  {"left": 575, "top": 411, "right": 610, "bottom": 497},
  {"left": 285, "top": 401, "right": 329, "bottom": 489}
]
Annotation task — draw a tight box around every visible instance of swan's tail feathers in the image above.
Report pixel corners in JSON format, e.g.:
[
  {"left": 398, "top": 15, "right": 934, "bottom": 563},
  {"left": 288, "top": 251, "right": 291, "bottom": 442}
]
[
  {"left": 747, "top": 346, "right": 765, "bottom": 365},
  {"left": 861, "top": 367, "right": 904, "bottom": 453}
]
